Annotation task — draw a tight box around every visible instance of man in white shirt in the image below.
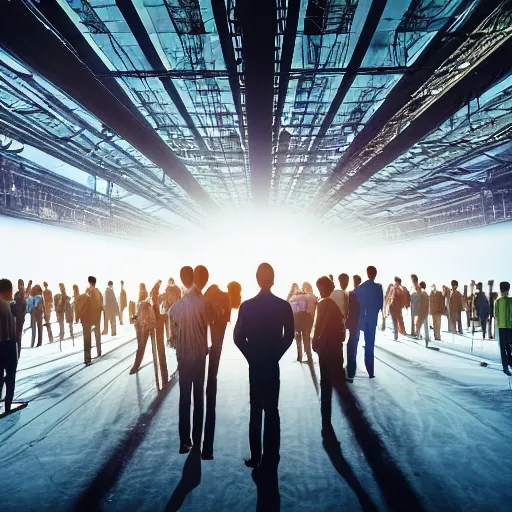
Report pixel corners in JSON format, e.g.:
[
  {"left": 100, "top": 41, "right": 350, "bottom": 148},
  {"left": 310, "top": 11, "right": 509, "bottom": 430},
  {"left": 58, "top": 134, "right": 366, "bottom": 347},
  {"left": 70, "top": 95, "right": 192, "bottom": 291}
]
[{"left": 330, "top": 273, "right": 349, "bottom": 320}]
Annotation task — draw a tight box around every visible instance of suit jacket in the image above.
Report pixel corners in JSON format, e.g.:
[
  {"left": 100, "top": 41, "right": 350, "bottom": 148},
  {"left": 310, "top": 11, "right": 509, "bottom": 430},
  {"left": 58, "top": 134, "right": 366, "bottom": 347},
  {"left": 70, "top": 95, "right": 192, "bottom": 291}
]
[
  {"left": 354, "top": 280, "right": 383, "bottom": 330},
  {"left": 234, "top": 290, "right": 294, "bottom": 367}
]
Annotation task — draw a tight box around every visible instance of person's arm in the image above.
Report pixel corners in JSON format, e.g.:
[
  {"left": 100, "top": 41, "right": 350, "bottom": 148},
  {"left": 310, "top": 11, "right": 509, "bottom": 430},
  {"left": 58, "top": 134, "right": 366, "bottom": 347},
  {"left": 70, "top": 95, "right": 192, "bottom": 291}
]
[
  {"left": 312, "top": 301, "right": 326, "bottom": 353},
  {"left": 494, "top": 298, "right": 500, "bottom": 326},
  {"left": 278, "top": 302, "right": 295, "bottom": 360},
  {"left": 378, "top": 284, "right": 384, "bottom": 313},
  {"left": 233, "top": 303, "right": 249, "bottom": 360}
]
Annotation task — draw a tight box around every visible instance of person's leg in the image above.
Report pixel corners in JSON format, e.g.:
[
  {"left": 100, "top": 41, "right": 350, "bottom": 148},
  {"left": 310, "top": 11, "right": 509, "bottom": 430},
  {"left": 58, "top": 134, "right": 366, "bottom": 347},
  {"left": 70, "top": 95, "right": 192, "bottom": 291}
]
[
  {"left": 503, "top": 329, "right": 512, "bottom": 369},
  {"left": 457, "top": 312, "right": 463, "bottom": 334},
  {"left": 398, "top": 311, "right": 406, "bottom": 335},
  {"left": 391, "top": 314, "right": 398, "bottom": 340},
  {"left": 102, "top": 311, "right": 107, "bottom": 335},
  {"left": 433, "top": 314, "right": 441, "bottom": 340},
  {"left": 249, "top": 365, "right": 263, "bottom": 464},
  {"left": 15, "top": 317, "right": 24, "bottom": 357},
  {"left": 295, "top": 331, "right": 303, "bottom": 362},
  {"left": 3, "top": 340, "right": 18, "bottom": 411},
  {"left": 364, "top": 324, "right": 376, "bottom": 378},
  {"left": 480, "top": 315, "right": 487, "bottom": 338},
  {"left": 203, "top": 342, "right": 222, "bottom": 456},
  {"left": 178, "top": 360, "right": 193, "bottom": 445},
  {"left": 30, "top": 312, "right": 36, "bottom": 348},
  {"left": 346, "top": 329, "right": 359, "bottom": 378},
  {"left": 83, "top": 324, "right": 92, "bottom": 364},
  {"left": 192, "top": 356, "right": 206, "bottom": 446},
  {"left": 303, "top": 328, "right": 313, "bottom": 364},
  {"left": 415, "top": 313, "right": 426, "bottom": 339},
  {"left": 410, "top": 308, "right": 416, "bottom": 336},
  {"left": 95, "top": 319, "right": 102, "bottom": 356},
  {"left": 120, "top": 307, "right": 124, "bottom": 326},
  {"left": 131, "top": 327, "right": 150, "bottom": 372},
  {"left": 262, "top": 365, "right": 280, "bottom": 466},
  {"left": 423, "top": 317, "right": 430, "bottom": 346},
  {"left": 154, "top": 317, "right": 168, "bottom": 385},
  {"left": 57, "top": 313, "right": 64, "bottom": 341},
  {"left": 111, "top": 316, "right": 117, "bottom": 336},
  {"left": 36, "top": 312, "right": 43, "bottom": 347},
  {"left": 319, "top": 356, "right": 332, "bottom": 427}
]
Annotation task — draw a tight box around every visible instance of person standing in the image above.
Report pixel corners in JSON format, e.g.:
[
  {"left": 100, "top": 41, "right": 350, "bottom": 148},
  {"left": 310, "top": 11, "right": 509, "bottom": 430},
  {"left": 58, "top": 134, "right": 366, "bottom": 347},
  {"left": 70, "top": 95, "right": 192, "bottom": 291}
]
[
  {"left": 103, "top": 281, "right": 119, "bottom": 337},
  {"left": 345, "top": 279, "right": 361, "bottom": 382},
  {"left": 160, "top": 279, "right": 181, "bottom": 345},
  {"left": 202, "top": 281, "right": 242, "bottom": 460},
  {"left": 42, "top": 282, "right": 54, "bottom": 343},
  {"left": 353, "top": 266, "right": 383, "bottom": 379},
  {"left": 77, "top": 276, "right": 103, "bottom": 365},
  {"left": 152, "top": 280, "right": 169, "bottom": 387},
  {"left": 474, "top": 282, "right": 490, "bottom": 339},
  {"left": 429, "top": 284, "right": 444, "bottom": 341},
  {"left": 54, "top": 283, "right": 74, "bottom": 341},
  {"left": 129, "top": 283, "right": 154, "bottom": 375},
  {"left": 330, "top": 274, "right": 349, "bottom": 320},
  {"left": 416, "top": 282, "right": 430, "bottom": 346},
  {"left": 288, "top": 285, "right": 308, "bottom": 363},
  {"left": 0, "top": 279, "right": 19, "bottom": 413},
  {"left": 169, "top": 266, "right": 221, "bottom": 455},
  {"left": 312, "top": 276, "right": 345, "bottom": 433},
  {"left": 494, "top": 281, "right": 512, "bottom": 376},
  {"left": 300, "top": 282, "right": 317, "bottom": 365},
  {"left": 72, "top": 285, "right": 80, "bottom": 324},
  {"left": 12, "top": 279, "right": 31, "bottom": 357},
  {"left": 234, "top": 263, "right": 294, "bottom": 469},
  {"left": 410, "top": 274, "right": 419, "bottom": 335},
  {"left": 450, "top": 280, "right": 464, "bottom": 335},
  {"left": 28, "top": 285, "right": 44, "bottom": 348},
  {"left": 389, "top": 277, "right": 406, "bottom": 341},
  {"left": 119, "top": 281, "right": 127, "bottom": 326}
]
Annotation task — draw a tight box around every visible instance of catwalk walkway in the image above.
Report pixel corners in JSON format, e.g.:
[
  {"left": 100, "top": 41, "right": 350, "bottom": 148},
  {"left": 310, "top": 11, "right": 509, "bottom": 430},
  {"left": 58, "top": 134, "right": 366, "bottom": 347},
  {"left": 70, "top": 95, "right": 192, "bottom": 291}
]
[{"left": 1, "top": 325, "right": 512, "bottom": 511}]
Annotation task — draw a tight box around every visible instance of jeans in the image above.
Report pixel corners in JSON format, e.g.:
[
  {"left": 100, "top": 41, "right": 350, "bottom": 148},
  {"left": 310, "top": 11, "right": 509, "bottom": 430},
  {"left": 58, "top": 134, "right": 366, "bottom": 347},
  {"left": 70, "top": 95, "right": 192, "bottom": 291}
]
[
  {"left": 346, "top": 329, "right": 360, "bottom": 378},
  {"left": 0, "top": 340, "right": 18, "bottom": 411},
  {"left": 178, "top": 357, "right": 206, "bottom": 445},
  {"left": 249, "top": 363, "right": 280, "bottom": 466},
  {"left": 83, "top": 319, "right": 102, "bottom": 363},
  {"left": 498, "top": 328, "right": 512, "bottom": 373}
]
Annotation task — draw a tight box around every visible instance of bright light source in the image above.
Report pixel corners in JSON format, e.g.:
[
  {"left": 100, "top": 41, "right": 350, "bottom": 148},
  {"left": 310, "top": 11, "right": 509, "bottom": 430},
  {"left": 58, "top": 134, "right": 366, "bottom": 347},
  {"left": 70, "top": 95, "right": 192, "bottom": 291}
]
[
  {"left": 430, "top": 88, "right": 443, "bottom": 96},
  {"left": 458, "top": 61, "right": 471, "bottom": 70}
]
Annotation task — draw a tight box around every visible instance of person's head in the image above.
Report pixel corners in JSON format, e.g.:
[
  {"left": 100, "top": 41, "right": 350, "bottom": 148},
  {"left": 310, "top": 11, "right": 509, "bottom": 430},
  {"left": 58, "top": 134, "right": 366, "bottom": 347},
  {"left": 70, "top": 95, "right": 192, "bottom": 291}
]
[
  {"left": 476, "top": 282, "right": 483, "bottom": 292},
  {"left": 18, "top": 279, "right": 24, "bottom": 291},
  {"left": 31, "top": 284, "right": 42, "bottom": 296},
  {"left": 168, "top": 277, "right": 175, "bottom": 286},
  {"left": 431, "top": 283, "right": 437, "bottom": 291},
  {"left": 228, "top": 281, "right": 242, "bottom": 309},
  {"left": 256, "top": 263, "right": 274, "bottom": 291},
  {"left": 59, "top": 282, "right": 65, "bottom": 293},
  {"left": 411, "top": 274, "right": 418, "bottom": 285},
  {"left": 43, "top": 281, "right": 48, "bottom": 289},
  {"left": 316, "top": 276, "right": 335, "bottom": 299},
  {"left": 107, "top": 280, "right": 113, "bottom": 287},
  {"left": 193, "top": 265, "right": 209, "bottom": 291},
  {"left": 394, "top": 276, "right": 402, "bottom": 285},
  {"left": 338, "top": 273, "right": 349, "bottom": 291},
  {"left": 420, "top": 281, "right": 426, "bottom": 290},
  {"left": 73, "top": 284, "right": 78, "bottom": 293},
  {"left": 353, "top": 274, "right": 362, "bottom": 288},
  {"left": 302, "top": 282, "right": 313, "bottom": 294},
  {"left": 0, "top": 279, "right": 13, "bottom": 301},
  {"left": 500, "top": 281, "right": 510, "bottom": 297},
  {"left": 180, "top": 266, "right": 194, "bottom": 289},
  {"left": 289, "top": 283, "right": 299, "bottom": 296},
  {"left": 367, "top": 266, "right": 377, "bottom": 281},
  {"left": 138, "top": 283, "right": 148, "bottom": 302},
  {"left": 328, "top": 274, "right": 334, "bottom": 282},
  {"left": 88, "top": 276, "right": 97, "bottom": 288},
  {"left": 451, "top": 280, "right": 458, "bottom": 290},
  {"left": 121, "top": 280, "right": 125, "bottom": 288}
]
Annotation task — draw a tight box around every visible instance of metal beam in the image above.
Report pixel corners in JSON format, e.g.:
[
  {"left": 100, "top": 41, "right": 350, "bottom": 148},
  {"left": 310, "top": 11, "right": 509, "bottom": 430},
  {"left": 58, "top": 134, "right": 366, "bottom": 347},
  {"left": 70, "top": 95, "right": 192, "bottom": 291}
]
[
  {"left": 0, "top": 0, "right": 218, "bottom": 211},
  {"left": 318, "top": 34, "right": 512, "bottom": 217},
  {"left": 314, "top": 0, "right": 502, "bottom": 206},
  {"left": 115, "top": 0, "right": 208, "bottom": 152},
  {"left": 237, "top": 0, "right": 277, "bottom": 204}
]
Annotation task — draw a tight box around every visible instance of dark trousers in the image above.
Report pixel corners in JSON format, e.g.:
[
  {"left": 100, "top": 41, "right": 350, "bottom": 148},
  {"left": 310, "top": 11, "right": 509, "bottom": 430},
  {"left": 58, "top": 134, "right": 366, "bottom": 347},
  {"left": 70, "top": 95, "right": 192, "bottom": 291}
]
[
  {"left": 83, "top": 319, "right": 101, "bottom": 363},
  {"left": 319, "top": 351, "right": 343, "bottom": 427},
  {"left": 479, "top": 314, "right": 489, "bottom": 338},
  {"left": 0, "top": 340, "right": 18, "bottom": 411},
  {"left": 363, "top": 322, "right": 377, "bottom": 377},
  {"left": 249, "top": 364, "right": 280, "bottom": 466},
  {"left": 155, "top": 317, "right": 169, "bottom": 387},
  {"left": 14, "top": 315, "right": 24, "bottom": 357},
  {"left": 31, "top": 310, "right": 43, "bottom": 347},
  {"left": 178, "top": 357, "right": 206, "bottom": 445},
  {"left": 346, "top": 329, "right": 360, "bottom": 378},
  {"left": 498, "top": 328, "right": 512, "bottom": 372}
]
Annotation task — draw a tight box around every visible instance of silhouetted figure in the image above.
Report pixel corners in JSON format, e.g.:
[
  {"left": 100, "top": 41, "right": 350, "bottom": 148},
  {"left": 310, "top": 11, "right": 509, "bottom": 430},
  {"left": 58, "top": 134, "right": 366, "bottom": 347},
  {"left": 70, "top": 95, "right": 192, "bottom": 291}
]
[
  {"left": 152, "top": 280, "right": 169, "bottom": 387},
  {"left": 409, "top": 274, "right": 419, "bottom": 335},
  {"left": 416, "top": 281, "right": 430, "bottom": 345},
  {"left": 28, "top": 285, "right": 44, "bottom": 348},
  {"left": 119, "top": 281, "right": 127, "bottom": 325},
  {"left": 474, "top": 282, "right": 490, "bottom": 339},
  {"left": 313, "top": 276, "right": 345, "bottom": 432},
  {"left": 345, "top": 279, "right": 361, "bottom": 382},
  {"left": 160, "top": 278, "right": 181, "bottom": 345},
  {"left": 288, "top": 284, "right": 309, "bottom": 363},
  {"left": 77, "top": 276, "right": 103, "bottom": 365},
  {"left": 495, "top": 281, "right": 512, "bottom": 376},
  {"left": 202, "top": 281, "right": 242, "bottom": 460},
  {"left": 103, "top": 281, "right": 119, "bottom": 336},
  {"left": 42, "top": 282, "right": 54, "bottom": 343},
  {"left": 234, "top": 263, "right": 294, "bottom": 469},
  {"left": 300, "top": 282, "right": 317, "bottom": 364},
  {"left": 169, "top": 266, "right": 221, "bottom": 454},
  {"left": 389, "top": 277, "right": 406, "bottom": 341},
  {"left": 72, "top": 284, "right": 80, "bottom": 323},
  {"left": 450, "top": 280, "right": 464, "bottom": 334},
  {"left": 353, "top": 266, "right": 383, "bottom": 379},
  {"left": 12, "top": 278, "right": 31, "bottom": 357},
  {"left": 54, "top": 283, "right": 73, "bottom": 341},
  {"left": 429, "top": 284, "right": 444, "bottom": 341},
  {"left": 0, "top": 279, "right": 18, "bottom": 412},
  {"left": 330, "top": 273, "right": 349, "bottom": 320}
]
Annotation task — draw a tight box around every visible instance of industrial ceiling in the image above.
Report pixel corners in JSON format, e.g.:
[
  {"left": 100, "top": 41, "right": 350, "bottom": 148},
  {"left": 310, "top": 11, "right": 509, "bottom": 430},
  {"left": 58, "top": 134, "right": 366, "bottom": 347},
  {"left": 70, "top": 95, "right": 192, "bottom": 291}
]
[{"left": 1, "top": 0, "right": 511, "bottom": 242}]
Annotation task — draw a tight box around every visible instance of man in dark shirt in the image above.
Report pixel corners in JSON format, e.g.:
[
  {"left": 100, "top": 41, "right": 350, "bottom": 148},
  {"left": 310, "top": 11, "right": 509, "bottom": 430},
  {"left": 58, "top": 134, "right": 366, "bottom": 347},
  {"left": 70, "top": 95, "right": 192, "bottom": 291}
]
[
  {"left": 0, "top": 279, "right": 18, "bottom": 413},
  {"left": 312, "top": 276, "right": 346, "bottom": 432},
  {"left": 234, "top": 263, "right": 294, "bottom": 469},
  {"left": 12, "top": 278, "right": 31, "bottom": 357}
]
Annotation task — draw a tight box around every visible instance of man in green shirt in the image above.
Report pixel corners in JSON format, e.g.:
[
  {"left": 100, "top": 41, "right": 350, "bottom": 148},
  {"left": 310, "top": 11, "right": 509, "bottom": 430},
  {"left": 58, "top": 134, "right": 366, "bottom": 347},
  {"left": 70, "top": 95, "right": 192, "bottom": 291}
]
[{"left": 494, "top": 281, "right": 512, "bottom": 376}]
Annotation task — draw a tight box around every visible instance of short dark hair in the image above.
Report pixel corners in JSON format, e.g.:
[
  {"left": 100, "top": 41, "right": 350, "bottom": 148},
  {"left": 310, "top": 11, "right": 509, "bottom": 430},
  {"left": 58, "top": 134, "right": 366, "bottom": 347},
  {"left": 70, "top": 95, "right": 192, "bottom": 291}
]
[
  {"left": 180, "top": 266, "right": 194, "bottom": 288},
  {"left": 316, "top": 276, "right": 335, "bottom": 298},
  {"left": 394, "top": 276, "right": 402, "bottom": 284},
  {"left": 476, "top": 282, "right": 483, "bottom": 290},
  {"left": 411, "top": 274, "right": 418, "bottom": 283},
  {"left": 451, "top": 280, "right": 458, "bottom": 288},
  {"left": 353, "top": 274, "right": 362, "bottom": 287},
  {"left": 121, "top": 280, "right": 124, "bottom": 285},
  {"left": 88, "top": 276, "right": 97, "bottom": 285},
  {"left": 256, "top": 263, "right": 274, "bottom": 289},
  {"left": 420, "top": 281, "right": 426, "bottom": 290},
  {"left": 367, "top": 266, "right": 377, "bottom": 280},
  {"left": 43, "top": 281, "right": 48, "bottom": 287},
  {"left": 500, "top": 281, "right": 510, "bottom": 293},
  {"left": 0, "top": 279, "right": 13, "bottom": 294},
  {"left": 108, "top": 280, "right": 113, "bottom": 286},
  {"left": 193, "top": 265, "right": 209, "bottom": 291},
  {"left": 18, "top": 279, "right": 24, "bottom": 286},
  {"left": 338, "top": 273, "right": 349, "bottom": 290}
]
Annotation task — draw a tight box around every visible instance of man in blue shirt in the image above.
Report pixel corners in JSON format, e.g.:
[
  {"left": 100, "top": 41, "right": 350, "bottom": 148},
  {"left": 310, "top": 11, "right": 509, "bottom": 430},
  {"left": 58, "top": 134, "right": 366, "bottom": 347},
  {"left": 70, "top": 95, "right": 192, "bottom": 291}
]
[{"left": 353, "top": 266, "right": 383, "bottom": 379}]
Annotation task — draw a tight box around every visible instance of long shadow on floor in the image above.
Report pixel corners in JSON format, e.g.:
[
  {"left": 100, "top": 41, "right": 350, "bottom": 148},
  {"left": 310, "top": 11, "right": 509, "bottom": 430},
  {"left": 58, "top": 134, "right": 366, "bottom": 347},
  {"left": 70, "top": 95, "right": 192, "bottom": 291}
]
[
  {"left": 73, "top": 370, "right": 178, "bottom": 511},
  {"left": 165, "top": 448, "right": 202, "bottom": 511},
  {"left": 252, "top": 468, "right": 280, "bottom": 512}
]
